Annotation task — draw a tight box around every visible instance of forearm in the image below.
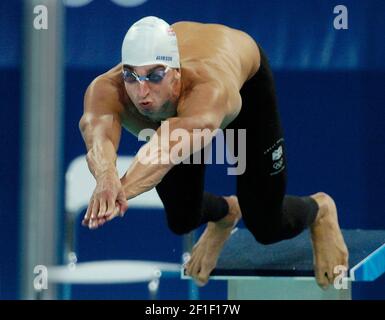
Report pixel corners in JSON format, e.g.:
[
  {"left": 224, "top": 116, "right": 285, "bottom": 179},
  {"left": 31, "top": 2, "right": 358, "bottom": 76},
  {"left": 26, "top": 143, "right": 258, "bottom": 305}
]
[
  {"left": 86, "top": 139, "right": 118, "bottom": 180},
  {"left": 121, "top": 117, "right": 217, "bottom": 199},
  {"left": 121, "top": 153, "right": 171, "bottom": 199}
]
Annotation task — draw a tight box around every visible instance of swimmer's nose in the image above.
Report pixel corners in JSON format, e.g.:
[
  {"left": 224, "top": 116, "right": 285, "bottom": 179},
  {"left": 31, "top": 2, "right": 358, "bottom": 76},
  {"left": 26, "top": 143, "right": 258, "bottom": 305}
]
[{"left": 138, "top": 80, "right": 150, "bottom": 98}]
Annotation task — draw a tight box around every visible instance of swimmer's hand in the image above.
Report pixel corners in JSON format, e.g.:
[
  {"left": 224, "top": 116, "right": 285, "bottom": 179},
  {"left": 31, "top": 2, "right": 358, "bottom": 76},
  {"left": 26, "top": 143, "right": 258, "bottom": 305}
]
[{"left": 82, "top": 169, "right": 128, "bottom": 229}]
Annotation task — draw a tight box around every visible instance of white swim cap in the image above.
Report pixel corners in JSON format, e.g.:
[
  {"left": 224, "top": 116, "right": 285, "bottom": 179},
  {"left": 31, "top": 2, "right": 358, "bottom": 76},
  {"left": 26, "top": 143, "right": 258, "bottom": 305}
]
[{"left": 121, "top": 16, "right": 180, "bottom": 68}]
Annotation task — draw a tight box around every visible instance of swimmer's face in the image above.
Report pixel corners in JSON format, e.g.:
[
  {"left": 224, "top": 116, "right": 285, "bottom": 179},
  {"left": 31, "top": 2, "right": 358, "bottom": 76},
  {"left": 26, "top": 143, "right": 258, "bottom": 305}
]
[{"left": 122, "top": 64, "right": 181, "bottom": 120}]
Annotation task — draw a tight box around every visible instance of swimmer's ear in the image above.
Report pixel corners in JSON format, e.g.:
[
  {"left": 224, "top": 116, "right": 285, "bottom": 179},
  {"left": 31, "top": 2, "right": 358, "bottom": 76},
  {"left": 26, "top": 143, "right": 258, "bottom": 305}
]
[{"left": 174, "top": 68, "right": 181, "bottom": 80}]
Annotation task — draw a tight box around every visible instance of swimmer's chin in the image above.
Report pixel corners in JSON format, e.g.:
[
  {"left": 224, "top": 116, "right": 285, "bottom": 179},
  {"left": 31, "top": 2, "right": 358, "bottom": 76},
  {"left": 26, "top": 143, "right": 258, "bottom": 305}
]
[
  {"left": 138, "top": 108, "right": 159, "bottom": 118},
  {"left": 137, "top": 105, "right": 156, "bottom": 116},
  {"left": 136, "top": 104, "right": 176, "bottom": 122},
  {"left": 138, "top": 108, "right": 166, "bottom": 122}
]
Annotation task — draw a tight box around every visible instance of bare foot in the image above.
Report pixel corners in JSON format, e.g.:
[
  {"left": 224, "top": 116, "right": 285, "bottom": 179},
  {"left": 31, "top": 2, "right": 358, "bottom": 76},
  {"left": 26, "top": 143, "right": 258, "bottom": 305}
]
[
  {"left": 310, "top": 192, "right": 349, "bottom": 289},
  {"left": 185, "top": 195, "right": 241, "bottom": 286}
]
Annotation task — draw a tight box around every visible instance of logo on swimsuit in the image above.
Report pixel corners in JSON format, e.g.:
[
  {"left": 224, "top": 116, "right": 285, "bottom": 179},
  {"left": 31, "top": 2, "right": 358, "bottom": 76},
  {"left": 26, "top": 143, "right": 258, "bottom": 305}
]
[
  {"left": 272, "top": 145, "right": 283, "bottom": 161},
  {"left": 265, "top": 140, "right": 285, "bottom": 176},
  {"left": 273, "top": 158, "right": 284, "bottom": 170}
]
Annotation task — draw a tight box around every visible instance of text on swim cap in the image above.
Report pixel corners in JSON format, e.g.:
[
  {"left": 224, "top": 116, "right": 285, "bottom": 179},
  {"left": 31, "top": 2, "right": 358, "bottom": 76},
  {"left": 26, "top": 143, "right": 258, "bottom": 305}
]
[{"left": 156, "top": 56, "right": 173, "bottom": 62}]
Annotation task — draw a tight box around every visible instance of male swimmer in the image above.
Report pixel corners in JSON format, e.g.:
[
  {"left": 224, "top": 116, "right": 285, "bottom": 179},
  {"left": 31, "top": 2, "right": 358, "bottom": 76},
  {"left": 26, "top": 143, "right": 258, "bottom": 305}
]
[{"left": 80, "top": 16, "right": 348, "bottom": 289}]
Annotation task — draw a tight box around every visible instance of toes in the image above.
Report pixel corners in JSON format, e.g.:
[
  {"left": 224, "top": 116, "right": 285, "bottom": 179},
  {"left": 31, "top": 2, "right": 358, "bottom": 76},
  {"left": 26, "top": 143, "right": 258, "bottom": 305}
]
[
  {"left": 190, "top": 267, "right": 210, "bottom": 287},
  {"left": 184, "top": 259, "right": 192, "bottom": 276},
  {"left": 327, "top": 268, "right": 336, "bottom": 286},
  {"left": 190, "top": 259, "right": 201, "bottom": 281},
  {"left": 186, "top": 253, "right": 199, "bottom": 277},
  {"left": 195, "top": 276, "right": 208, "bottom": 287},
  {"left": 185, "top": 255, "right": 213, "bottom": 287},
  {"left": 182, "top": 253, "right": 191, "bottom": 275},
  {"left": 190, "top": 266, "right": 200, "bottom": 284},
  {"left": 315, "top": 265, "right": 343, "bottom": 289},
  {"left": 196, "top": 268, "right": 211, "bottom": 287},
  {"left": 185, "top": 260, "right": 194, "bottom": 276},
  {"left": 314, "top": 266, "right": 330, "bottom": 290}
]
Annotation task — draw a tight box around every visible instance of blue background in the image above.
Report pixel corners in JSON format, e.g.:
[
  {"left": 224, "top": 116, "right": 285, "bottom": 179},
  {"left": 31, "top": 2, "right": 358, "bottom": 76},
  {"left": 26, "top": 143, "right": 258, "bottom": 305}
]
[{"left": 1, "top": 0, "right": 384, "bottom": 299}]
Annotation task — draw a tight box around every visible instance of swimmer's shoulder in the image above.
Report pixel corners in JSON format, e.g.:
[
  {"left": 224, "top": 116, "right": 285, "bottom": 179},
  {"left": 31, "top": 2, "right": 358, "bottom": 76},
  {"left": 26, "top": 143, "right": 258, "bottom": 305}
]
[
  {"left": 98, "top": 63, "right": 125, "bottom": 90},
  {"left": 172, "top": 21, "right": 258, "bottom": 47},
  {"left": 172, "top": 21, "right": 260, "bottom": 81},
  {"left": 172, "top": 21, "right": 244, "bottom": 43},
  {"left": 84, "top": 63, "right": 132, "bottom": 118},
  {"left": 94, "top": 63, "right": 132, "bottom": 107}
]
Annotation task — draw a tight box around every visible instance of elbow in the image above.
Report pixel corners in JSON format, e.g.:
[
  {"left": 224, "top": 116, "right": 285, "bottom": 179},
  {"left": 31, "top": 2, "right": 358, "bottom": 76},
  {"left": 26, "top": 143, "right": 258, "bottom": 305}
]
[
  {"left": 79, "top": 115, "right": 94, "bottom": 138},
  {"left": 78, "top": 116, "right": 87, "bottom": 134},
  {"left": 198, "top": 116, "right": 219, "bottom": 132},
  {"left": 205, "top": 118, "right": 220, "bottom": 131}
]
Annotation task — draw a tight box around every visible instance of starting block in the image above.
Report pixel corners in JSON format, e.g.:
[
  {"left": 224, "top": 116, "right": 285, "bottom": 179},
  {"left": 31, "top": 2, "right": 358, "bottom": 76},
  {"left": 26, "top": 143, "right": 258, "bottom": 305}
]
[{"left": 182, "top": 229, "right": 385, "bottom": 300}]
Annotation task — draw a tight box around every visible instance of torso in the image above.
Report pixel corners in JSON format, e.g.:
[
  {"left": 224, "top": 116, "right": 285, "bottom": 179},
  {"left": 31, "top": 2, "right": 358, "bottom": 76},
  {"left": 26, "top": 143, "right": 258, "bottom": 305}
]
[{"left": 103, "top": 22, "right": 261, "bottom": 136}]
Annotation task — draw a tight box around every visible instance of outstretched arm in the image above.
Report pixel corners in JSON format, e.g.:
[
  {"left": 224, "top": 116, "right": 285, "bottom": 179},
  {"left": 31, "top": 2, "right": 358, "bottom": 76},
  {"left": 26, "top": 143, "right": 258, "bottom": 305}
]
[{"left": 79, "top": 76, "right": 128, "bottom": 228}]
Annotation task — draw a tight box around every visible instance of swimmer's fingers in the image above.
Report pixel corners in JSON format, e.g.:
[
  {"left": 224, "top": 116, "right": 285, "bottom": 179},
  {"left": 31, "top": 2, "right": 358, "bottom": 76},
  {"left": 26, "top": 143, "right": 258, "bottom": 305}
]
[
  {"left": 82, "top": 198, "right": 100, "bottom": 229},
  {"left": 106, "top": 205, "right": 121, "bottom": 221},
  {"left": 116, "top": 192, "right": 128, "bottom": 217},
  {"left": 97, "top": 199, "right": 107, "bottom": 218},
  {"left": 82, "top": 199, "right": 93, "bottom": 226},
  {"left": 105, "top": 197, "right": 116, "bottom": 218}
]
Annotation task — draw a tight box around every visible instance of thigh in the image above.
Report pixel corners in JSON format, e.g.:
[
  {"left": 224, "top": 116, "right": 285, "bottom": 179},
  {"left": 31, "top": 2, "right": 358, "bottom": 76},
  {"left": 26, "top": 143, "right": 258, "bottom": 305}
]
[
  {"left": 155, "top": 156, "right": 206, "bottom": 219},
  {"left": 230, "top": 45, "right": 287, "bottom": 225}
]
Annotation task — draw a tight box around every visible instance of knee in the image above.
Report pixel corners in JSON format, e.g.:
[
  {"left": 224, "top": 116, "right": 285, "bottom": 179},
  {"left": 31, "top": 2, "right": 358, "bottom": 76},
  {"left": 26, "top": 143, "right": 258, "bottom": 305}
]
[
  {"left": 167, "top": 221, "right": 195, "bottom": 236},
  {"left": 165, "top": 208, "right": 200, "bottom": 236},
  {"left": 252, "top": 233, "right": 279, "bottom": 245},
  {"left": 247, "top": 224, "right": 282, "bottom": 245}
]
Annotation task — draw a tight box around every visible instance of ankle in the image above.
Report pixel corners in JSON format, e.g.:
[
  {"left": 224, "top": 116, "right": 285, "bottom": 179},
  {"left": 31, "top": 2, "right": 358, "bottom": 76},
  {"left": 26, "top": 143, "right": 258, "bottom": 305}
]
[{"left": 311, "top": 192, "right": 332, "bottom": 222}]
